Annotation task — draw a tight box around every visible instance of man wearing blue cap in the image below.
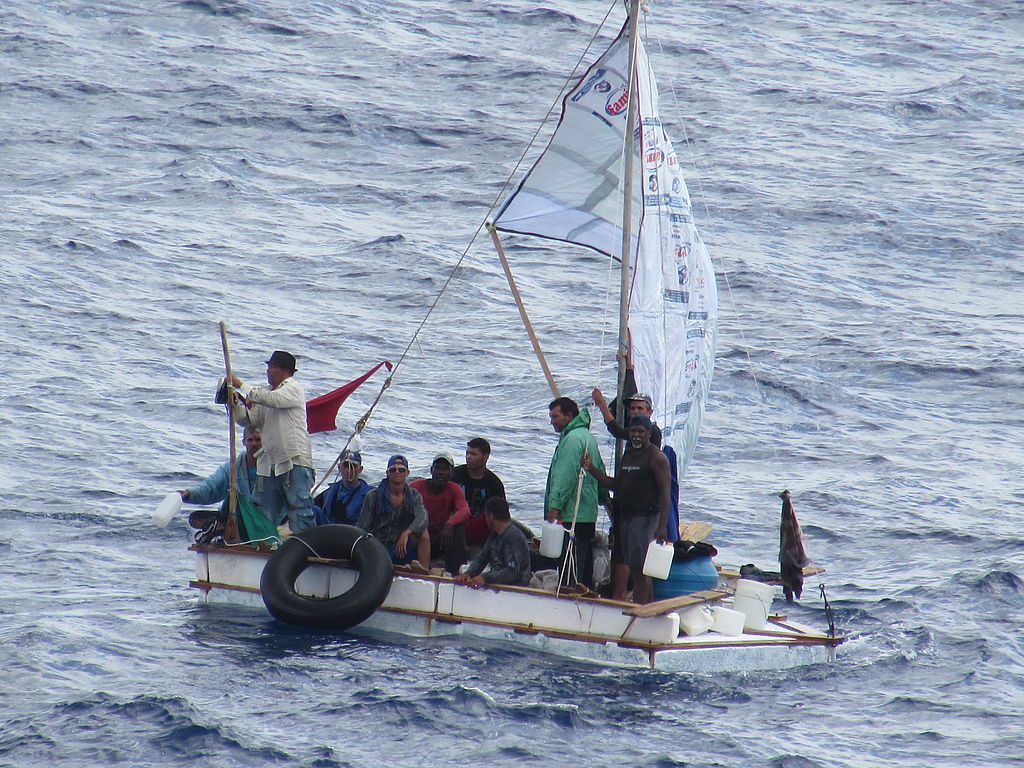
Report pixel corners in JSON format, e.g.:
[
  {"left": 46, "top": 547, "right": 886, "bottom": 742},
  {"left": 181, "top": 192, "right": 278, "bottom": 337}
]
[
  {"left": 357, "top": 454, "right": 429, "bottom": 566},
  {"left": 230, "top": 350, "right": 315, "bottom": 533},
  {"left": 313, "top": 450, "right": 370, "bottom": 526},
  {"left": 582, "top": 414, "right": 669, "bottom": 604}
]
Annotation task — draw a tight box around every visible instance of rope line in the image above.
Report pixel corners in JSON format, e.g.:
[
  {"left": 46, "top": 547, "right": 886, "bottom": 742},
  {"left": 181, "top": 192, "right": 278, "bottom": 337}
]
[
  {"left": 336, "top": 10, "right": 619, "bottom": 445},
  {"left": 556, "top": 465, "right": 589, "bottom": 595},
  {"left": 223, "top": 535, "right": 282, "bottom": 548}
]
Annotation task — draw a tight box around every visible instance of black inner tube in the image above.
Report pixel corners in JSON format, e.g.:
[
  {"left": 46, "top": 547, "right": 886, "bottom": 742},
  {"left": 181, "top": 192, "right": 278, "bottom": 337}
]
[{"left": 260, "top": 524, "right": 394, "bottom": 629}]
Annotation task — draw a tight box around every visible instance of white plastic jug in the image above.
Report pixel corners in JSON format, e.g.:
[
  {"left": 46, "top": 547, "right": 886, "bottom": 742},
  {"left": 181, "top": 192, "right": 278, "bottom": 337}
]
[
  {"left": 539, "top": 521, "right": 565, "bottom": 558},
  {"left": 678, "top": 604, "right": 714, "bottom": 636},
  {"left": 711, "top": 605, "right": 745, "bottom": 636},
  {"left": 642, "top": 540, "right": 674, "bottom": 580},
  {"left": 152, "top": 492, "right": 182, "bottom": 528},
  {"left": 732, "top": 578, "right": 774, "bottom": 629}
]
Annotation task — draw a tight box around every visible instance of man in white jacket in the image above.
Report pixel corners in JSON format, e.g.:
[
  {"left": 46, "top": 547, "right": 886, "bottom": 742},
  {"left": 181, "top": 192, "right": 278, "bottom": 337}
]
[{"left": 230, "top": 350, "right": 315, "bottom": 532}]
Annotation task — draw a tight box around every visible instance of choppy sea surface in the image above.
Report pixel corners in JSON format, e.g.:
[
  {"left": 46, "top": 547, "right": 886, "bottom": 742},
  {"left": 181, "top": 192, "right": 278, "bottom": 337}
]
[{"left": 2, "top": 1, "right": 1023, "bottom": 766}]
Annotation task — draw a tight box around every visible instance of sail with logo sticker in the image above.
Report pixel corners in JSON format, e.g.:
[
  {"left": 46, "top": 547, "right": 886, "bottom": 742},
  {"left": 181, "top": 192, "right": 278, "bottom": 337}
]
[{"left": 491, "top": 8, "right": 717, "bottom": 476}]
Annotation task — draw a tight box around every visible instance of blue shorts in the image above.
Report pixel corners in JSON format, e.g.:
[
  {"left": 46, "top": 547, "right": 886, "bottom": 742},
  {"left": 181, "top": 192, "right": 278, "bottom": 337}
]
[{"left": 388, "top": 540, "right": 417, "bottom": 565}]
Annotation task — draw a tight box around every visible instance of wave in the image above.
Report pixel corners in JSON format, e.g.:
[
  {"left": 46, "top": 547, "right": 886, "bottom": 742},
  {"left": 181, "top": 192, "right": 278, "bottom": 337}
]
[{"left": 0, "top": 692, "right": 298, "bottom": 766}]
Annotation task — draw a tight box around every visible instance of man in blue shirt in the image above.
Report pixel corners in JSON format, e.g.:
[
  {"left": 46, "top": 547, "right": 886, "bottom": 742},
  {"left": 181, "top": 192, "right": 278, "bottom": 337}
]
[
  {"left": 313, "top": 450, "right": 371, "bottom": 526},
  {"left": 179, "top": 426, "right": 263, "bottom": 513}
]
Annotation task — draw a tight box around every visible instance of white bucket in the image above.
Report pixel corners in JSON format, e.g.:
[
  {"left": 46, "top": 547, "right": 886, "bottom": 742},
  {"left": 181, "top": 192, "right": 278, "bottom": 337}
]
[
  {"left": 732, "top": 578, "right": 774, "bottom": 629},
  {"left": 711, "top": 605, "right": 745, "bottom": 636},
  {"left": 642, "top": 541, "right": 674, "bottom": 580},
  {"left": 678, "top": 604, "right": 713, "bottom": 637},
  {"left": 539, "top": 521, "right": 565, "bottom": 558},
  {"left": 152, "top": 492, "right": 182, "bottom": 528}
]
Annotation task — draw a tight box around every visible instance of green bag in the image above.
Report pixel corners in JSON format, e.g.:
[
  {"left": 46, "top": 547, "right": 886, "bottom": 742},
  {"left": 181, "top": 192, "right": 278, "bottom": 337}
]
[{"left": 236, "top": 495, "right": 280, "bottom": 545}]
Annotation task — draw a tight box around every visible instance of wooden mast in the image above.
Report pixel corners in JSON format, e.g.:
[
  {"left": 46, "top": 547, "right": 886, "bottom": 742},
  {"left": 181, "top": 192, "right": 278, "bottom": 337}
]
[{"left": 615, "top": 0, "right": 643, "bottom": 456}]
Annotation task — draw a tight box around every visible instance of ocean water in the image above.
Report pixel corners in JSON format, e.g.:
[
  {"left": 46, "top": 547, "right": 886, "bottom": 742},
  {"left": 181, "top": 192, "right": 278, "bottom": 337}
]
[{"left": 2, "top": 0, "right": 1023, "bottom": 766}]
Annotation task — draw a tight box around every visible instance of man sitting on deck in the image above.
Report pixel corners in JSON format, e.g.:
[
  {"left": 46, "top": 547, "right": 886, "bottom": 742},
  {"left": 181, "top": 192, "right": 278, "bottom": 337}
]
[
  {"left": 356, "top": 454, "right": 429, "bottom": 566},
  {"left": 178, "top": 426, "right": 263, "bottom": 514},
  {"left": 454, "top": 498, "right": 531, "bottom": 588},
  {"left": 410, "top": 453, "right": 471, "bottom": 575},
  {"left": 313, "top": 450, "right": 370, "bottom": 526}
]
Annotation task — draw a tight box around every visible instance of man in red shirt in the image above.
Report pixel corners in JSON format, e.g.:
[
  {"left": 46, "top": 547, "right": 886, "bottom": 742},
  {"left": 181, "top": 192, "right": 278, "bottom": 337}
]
[{"left": 409, "top": 453, "right": 471, "bottom": 575}]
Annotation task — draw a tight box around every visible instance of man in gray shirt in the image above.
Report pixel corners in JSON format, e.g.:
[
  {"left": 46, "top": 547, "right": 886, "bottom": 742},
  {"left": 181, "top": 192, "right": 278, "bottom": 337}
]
[{"left": 454, "top": 498, "right": 531, "bottom": 588}]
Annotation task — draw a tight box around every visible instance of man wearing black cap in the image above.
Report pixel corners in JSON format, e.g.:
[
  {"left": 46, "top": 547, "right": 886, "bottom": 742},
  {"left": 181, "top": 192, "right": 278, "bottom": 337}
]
[
  {"left": 582, "top": 414, "right": 669, "bottom": 604},
  {"left": 230, "top": 350, "right": 315, "bottom": 533}
]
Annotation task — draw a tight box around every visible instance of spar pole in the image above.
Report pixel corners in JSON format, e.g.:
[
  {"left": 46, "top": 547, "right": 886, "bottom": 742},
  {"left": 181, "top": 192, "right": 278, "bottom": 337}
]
[
  {"left": 219, "top": 321, "right": 241, "bottom": 543},
  {"left": 488, "top": 223, "right": 560, "bottom": 398}
]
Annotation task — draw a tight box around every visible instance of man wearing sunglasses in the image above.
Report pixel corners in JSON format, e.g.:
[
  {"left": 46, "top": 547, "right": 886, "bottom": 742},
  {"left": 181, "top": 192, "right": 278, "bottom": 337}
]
[{"left": 356, "top": 454, "right": 429, "bottom": 566}]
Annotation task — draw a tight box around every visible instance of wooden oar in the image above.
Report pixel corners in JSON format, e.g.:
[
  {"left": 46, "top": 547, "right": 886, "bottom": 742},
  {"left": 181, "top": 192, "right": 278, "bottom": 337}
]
[
  {"left": 622, "top": 587, "right": 731, "bottom": 617},
  {"left": 219, "top": 321, "right": 240, "bottom": 544}
]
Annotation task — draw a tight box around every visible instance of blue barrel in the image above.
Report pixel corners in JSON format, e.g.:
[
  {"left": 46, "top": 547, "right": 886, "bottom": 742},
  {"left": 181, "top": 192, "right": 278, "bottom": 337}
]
[{"left": 651, "top": 556, "right": 719, "bottom": 601}]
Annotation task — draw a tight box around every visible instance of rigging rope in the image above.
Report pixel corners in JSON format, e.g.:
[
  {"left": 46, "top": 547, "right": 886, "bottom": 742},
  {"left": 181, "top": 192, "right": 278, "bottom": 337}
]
[
  {"left": 556, "top": 465, "right": 589, "bottom": 595},
  {"left": 349, "top": 4, "right": 620, "bottom": 441}
]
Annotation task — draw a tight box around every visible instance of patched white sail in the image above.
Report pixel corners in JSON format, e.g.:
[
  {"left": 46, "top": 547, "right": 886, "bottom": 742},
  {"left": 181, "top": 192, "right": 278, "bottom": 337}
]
[{"left": 493, "top": 20, "right": 717, "bottom": 474}]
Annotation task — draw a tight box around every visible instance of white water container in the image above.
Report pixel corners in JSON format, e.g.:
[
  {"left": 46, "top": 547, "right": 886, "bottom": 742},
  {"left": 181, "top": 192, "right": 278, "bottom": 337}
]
[
  {"left": 678, "top": 604, "right": 714, "bottom": 636},
  {"left": 711, "top": 605, "right": 745, "bottom": 636},
  {"left": 732, "top": 578, "right": 774, "bottom": 629},
  {"left": 539, "top": 521, "right": 565, "bottom": 558},
  {"left": 152, "top": 492, "right": 182, "bottom": 528},
  {"left": 642, "top": 541, "right": 674, "bottom": 580}
]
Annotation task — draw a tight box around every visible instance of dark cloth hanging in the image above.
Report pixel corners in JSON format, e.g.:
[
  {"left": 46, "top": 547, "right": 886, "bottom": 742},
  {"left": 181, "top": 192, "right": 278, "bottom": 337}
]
[{"left": 779, "top": 489, "right": 809, "bottom": 602}]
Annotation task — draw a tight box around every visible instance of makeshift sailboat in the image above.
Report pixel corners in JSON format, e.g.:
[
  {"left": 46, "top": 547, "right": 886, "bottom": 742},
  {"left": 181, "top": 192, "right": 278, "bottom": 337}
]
[{"left": 189, "top": 1, "right": 841, "bottom": 672}]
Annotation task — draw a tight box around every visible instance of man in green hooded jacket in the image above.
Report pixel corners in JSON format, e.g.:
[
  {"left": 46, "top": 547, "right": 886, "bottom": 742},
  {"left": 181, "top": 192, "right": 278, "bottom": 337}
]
[{"left": 544, "top": 396, "right": 608, "bottom": 589}]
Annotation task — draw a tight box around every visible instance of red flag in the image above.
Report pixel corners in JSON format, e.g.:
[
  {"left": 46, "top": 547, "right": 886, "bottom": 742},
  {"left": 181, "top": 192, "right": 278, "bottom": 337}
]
[{"left": 306, "top": 361, "right": 392, "bottom": 434}]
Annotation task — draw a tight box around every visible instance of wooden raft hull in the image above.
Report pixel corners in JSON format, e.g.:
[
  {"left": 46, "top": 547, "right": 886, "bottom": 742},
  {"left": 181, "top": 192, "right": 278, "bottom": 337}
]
[{"left": 190, "top": 544, "right": 841, "bottom": 672}]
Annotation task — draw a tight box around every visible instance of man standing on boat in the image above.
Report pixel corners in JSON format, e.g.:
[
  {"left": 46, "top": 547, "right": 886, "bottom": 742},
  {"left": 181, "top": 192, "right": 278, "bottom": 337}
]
[
  {"left": 357, "top": 454, "right": 429, "bottom": 566},
  {"left": 592, "top": 383, "right": 681, "bottom": 600},
  {"left": 582, "top": 414, "right": 670, "bottom": 604},
  {"left": 229, "top": 350, "right": 316, "bottom": 533},
  {"left": 410, "top": 453, "right": 471, "bottom": 575},
  {"left": 454, "top": 498, "right": 531, "bottom": 588},
  {"left": 593, "top": 379, "right": 678, "bottom": 511},
  {"left": 312, "top": 449, "right": 370, "bottom": 526},
  {"left": 545, "top": 396, "right": 608, "bottom": 589},
  {"left": 592, "top": 386, "right": 661, "bottom": 445},
  {"left": 451, "top": 437, "right": 506, "bottom": 549}
]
